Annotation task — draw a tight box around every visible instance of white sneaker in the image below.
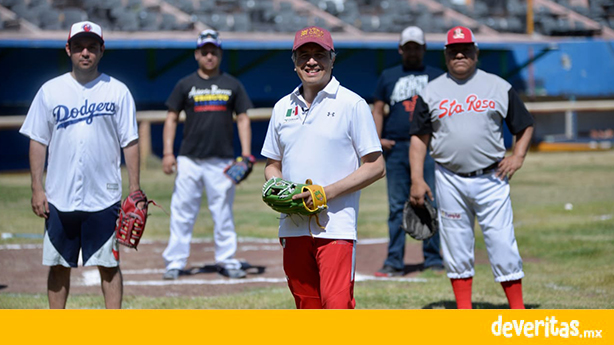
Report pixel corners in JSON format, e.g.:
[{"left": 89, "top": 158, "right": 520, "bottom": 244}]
[{"left": 163, "top": 269, "right": 180, "bottom": 280}]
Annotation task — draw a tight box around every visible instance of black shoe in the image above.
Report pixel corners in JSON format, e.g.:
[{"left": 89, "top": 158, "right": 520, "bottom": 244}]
[
  {"left": 425, "top": 264, "right": 445, "bottom": 272},
  {"left": 216, "top": 265, "right": 247, "bottom": 279},
  {"left": 375, "top": 265, "right": 404, "bottom": 277}
]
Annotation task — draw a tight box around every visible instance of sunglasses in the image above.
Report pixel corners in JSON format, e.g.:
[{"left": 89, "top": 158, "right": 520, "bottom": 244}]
[{"left": 200, "top": 31, "right": 218, "bottom": 40}]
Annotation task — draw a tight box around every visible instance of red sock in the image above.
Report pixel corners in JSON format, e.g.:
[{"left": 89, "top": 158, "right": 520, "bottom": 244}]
[
  {"left": 501, "top": 279, "right": 525, "bottom": 309},
  {"left": 450, "top": 278, "right": 473, "bottom": 309}
]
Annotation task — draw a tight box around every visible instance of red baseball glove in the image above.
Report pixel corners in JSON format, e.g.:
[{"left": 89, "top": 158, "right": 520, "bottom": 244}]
[{"left": 115, "top": 190, "right": 153, "bottom": 250}]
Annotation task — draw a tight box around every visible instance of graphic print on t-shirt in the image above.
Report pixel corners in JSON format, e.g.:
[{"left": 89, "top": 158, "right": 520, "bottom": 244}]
[
  {"left": 390, "top": 74, "right": 429, "bottom": 106},
  {"left": 188, "top": 85, "right": 232, "bottom": 112}
]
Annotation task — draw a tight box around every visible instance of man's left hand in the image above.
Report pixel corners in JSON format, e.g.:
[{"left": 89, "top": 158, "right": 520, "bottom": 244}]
[{"left": 495, "top": 155, "right": 525, "bottom": 180}]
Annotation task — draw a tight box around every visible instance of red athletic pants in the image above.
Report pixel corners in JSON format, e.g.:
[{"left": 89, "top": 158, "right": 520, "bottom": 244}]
[{"left": 281, "top": 236, "right": 356, "bottom": 309}]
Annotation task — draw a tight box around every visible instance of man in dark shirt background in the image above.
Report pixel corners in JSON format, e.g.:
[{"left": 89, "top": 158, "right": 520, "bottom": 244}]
[{"left": 372, "top": 26, "right": 444, "bottom": 277}]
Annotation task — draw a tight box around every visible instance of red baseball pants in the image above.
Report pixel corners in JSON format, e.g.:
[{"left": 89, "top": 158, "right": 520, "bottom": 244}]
[{"left": 281, "top": 236, "right": 356, "bottom": 309}]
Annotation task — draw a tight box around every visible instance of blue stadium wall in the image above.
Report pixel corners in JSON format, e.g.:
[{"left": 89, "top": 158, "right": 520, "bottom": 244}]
[{"left": 1, "top": 38, "right": 613, "bottom": 171}]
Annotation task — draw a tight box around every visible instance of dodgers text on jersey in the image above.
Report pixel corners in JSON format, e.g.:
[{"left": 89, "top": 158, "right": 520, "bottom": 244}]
[{"left": 54, "top": 100, "right": 117, "bottom": 129}]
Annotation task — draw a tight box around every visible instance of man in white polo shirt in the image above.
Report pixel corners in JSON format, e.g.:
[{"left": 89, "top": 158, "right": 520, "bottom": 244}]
[{"left": 261, "top": 26, "right": 386, "bottom": 309}]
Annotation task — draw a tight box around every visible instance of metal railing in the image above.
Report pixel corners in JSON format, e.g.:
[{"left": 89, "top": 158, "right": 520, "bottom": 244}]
[{"left": 2, "top": 100, "right": 614, "bottom": 162}]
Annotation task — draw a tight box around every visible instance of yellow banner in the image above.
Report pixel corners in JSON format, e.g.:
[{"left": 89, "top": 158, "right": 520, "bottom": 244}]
[{"left": 0, "top": 310, "right": 609, "bottom": 344}]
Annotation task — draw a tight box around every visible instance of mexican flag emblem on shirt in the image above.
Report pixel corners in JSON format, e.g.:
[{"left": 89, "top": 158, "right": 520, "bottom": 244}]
[{"left": 286, "top": 106, "right": 299, "bottom": 117}]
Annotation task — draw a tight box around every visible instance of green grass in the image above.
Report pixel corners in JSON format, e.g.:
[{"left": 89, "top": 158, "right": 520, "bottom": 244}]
[
  {"left": 0, "top": 289, "right": 297, "bottom": 309},
  {"left": 1, "top": 150, "right": 614, "bottom": 309}
]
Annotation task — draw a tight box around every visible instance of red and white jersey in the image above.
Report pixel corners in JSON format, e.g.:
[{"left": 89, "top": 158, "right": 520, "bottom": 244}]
[
  {"left": 20, "top": 73, "right": 138, "bottom": 212},
  {"left": 262, "top": 77, "right": 381, "bottom": 240}
]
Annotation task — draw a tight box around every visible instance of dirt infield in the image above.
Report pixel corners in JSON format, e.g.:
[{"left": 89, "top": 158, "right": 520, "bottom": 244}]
[{"left": 0, "top": 238, "right": 434, "bottom": 299}]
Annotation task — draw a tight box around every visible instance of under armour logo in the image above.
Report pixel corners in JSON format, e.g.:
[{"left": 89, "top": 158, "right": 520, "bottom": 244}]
[{"left": 327, "top": 112, "right": 335, "bottom": 117}]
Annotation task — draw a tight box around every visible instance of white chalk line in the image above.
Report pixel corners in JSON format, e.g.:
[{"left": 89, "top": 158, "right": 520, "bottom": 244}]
[
  {"left": 77, "top": 269, "right": 427, "bottom": 287},
  {"left": 0, "top": 243, "right": 43, "bottom": 250},
  {"left": 3, "top": 212, "right": 613, "bottom": 249},
  {"left": 0, "top": 237, "right": 389, "bottom": 250}
]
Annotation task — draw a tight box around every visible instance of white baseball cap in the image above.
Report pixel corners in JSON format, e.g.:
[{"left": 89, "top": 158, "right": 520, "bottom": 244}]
[
  {"left": 197, "top": 29, "right": 222, "bottom": 48},
  {"left": 67, "top": 21, "right": 104, "bottom": 44},
  {"left": 400, "top": 26, "right": 425, "bottom": 46}
]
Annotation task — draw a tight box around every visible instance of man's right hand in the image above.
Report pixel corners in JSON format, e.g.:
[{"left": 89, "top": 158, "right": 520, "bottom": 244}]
[
  {"left": 380, "top": 138, "right": 396, "bottom": 151},
  {"left": 162, "top": 154, "right": 177, "bottom": 175},
  {"left": 31, "top": 189, "right": 49, "bottom": 219},
  {"left": 410, "top": 180, "right": 432, "bottom": 207}
]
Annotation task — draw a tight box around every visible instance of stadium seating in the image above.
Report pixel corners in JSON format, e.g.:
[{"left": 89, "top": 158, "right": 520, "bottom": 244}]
[{"left": 0, "top": 0, "right": 613, "bottom": 36}]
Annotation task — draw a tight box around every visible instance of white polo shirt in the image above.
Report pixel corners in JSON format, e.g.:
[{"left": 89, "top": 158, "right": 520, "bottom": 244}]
[
  {"left": 20, "top": 73, "right": 138, "bottom": 212},
  {"left": 261, "top": 77, "right": 381, "bottom": 240}
]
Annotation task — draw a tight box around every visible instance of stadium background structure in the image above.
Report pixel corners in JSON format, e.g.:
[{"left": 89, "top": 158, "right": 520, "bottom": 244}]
[{"left": 1, "top": 0, "right": 614, "bottom": 170}]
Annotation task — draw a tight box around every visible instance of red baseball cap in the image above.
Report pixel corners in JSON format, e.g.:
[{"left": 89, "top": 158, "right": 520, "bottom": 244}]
[
  {"left": 445, "top": 26, "right": 477, "bottom": 46},
  {"left": 292, "top": 26, "right": 334, "bottom": 51}
]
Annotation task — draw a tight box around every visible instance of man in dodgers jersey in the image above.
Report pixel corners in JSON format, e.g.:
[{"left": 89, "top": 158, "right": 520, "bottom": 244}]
[
  {"left": 261, "top": 26, "right": 385, "bottom": 309},
  {"left": 161, "top": 30, "right": 254, "bottom": 280},
  {"left": 19, "top": 21, "right": 141, "bottom": 309},
  {"left": 409, "top": 26, "right": 534, "bottom": 309},
  {"left": 372, "top": 26, "right": 444, "bottom": 277}
]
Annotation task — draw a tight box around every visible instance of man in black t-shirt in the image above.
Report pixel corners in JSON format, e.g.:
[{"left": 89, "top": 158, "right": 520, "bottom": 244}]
[{"left": 161, "top": 30, "right": 254, "bottom": 280}]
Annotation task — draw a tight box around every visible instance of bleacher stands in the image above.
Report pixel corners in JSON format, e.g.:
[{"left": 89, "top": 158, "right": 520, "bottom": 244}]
[{"left": 1, "top": 0, "right": 614, "bottom": 37}]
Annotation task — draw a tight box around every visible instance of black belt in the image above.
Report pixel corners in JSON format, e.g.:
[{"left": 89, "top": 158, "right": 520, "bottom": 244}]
[{"left": 455, "top": 162, "right": 500, "bottom": 178}]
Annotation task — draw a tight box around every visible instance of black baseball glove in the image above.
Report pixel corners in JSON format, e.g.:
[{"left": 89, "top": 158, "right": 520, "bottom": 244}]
[
  {"left": 224, "top": 155, "right": 256, "bottom": 185},
  {"left": 402, "top": 197, "right": 438, "bottom": 241}
]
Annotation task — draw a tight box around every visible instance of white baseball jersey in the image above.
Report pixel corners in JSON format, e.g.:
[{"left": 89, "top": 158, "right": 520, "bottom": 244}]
[
  {"left": 20, "top": 72, "right": 138, "bottom": 212},
  {"left": 411, "top": 69, "right": 533, "bottom": 174},
  {"left": 262, "top": 77, "right": 382, "bottom": 240},
  {"left": 409, "top": 69, "right": 533, "bottom": 282}
]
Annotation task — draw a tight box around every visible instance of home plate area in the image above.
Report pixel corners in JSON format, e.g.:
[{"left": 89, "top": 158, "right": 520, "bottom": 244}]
[{"left": 0, "top": 237, "right": 429, "bottom": 299}]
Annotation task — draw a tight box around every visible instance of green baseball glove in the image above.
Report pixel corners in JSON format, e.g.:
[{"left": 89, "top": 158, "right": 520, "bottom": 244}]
[{"left": 262, "top": 177, "right": 328, "bottom": 216}]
